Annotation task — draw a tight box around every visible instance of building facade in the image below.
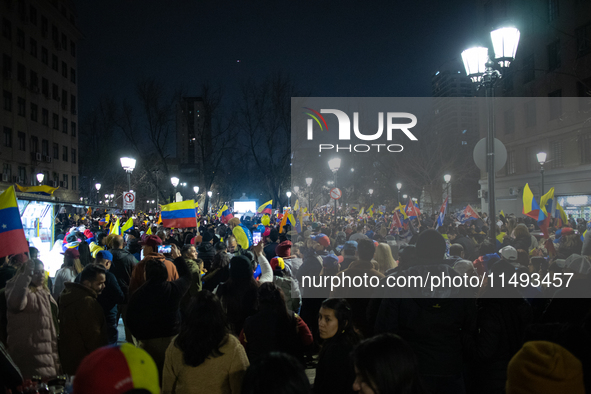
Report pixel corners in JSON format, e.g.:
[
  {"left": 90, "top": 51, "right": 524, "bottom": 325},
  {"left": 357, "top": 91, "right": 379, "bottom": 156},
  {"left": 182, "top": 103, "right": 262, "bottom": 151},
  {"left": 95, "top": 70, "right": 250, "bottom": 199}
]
[
  {"left": 475, "top": 0, "right": 591, "bottom": 220},
  {"left": 1, "top": 0, "right": 81, "bottom": 201}
]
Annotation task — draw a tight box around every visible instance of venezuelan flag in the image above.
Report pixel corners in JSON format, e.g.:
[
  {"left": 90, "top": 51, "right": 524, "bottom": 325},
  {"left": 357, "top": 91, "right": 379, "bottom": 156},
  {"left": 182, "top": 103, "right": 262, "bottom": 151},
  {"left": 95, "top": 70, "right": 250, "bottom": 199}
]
[
  {"left": 0, "top": 186, "right": 30, "bottom": 256},
  {"left": 109, "top": 218, "right": 121, "bottom": 235},
  {"left": 161, "top": 200, "right": 197, "bottom": 228},
  {"left": 522, "top": 184, "right": 540, "bottom": 219},
  {"left": 257, "top": 200, "right": 273, "bottom": 214},
  {"left": 217, "top": 204, "right": 234, "bottom": 224},
  {"left": 554, "top": 201, "right": 567, "bottom": 228},
  {"left": 15, "top": 184, "right": 59, "bottom": 196}
]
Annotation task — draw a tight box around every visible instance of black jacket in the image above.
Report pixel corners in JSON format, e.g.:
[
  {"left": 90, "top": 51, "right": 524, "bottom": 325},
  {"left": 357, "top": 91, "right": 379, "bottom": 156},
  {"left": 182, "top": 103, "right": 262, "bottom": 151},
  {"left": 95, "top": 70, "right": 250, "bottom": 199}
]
[
  {"left": 202, "top": 266, "right": 230, "bottom": 293},
  {"left": 75, "top": 270, "right": 124, "bottom": 323},
  {"left": 108, "top": 248, "right": 138, "bottom": 302},
  {"left": 264, "top": 242, "right": 279, "bottom": 262},
  {"left": 197, "top": 242, "right": 215, "bottom": 271},
  {"left": 375, "top": 262, "right": 476, "bottom": 376},
  {"left": 126, "top": 257, "right": 191, "bottom": 340},
  {"left": 314, "top": 335, "right": 356, "bottom": 394},
  {"left": 453, "top": 236, "right": 478, "bottom": 261},
  {"left": 464, "top": 294, "right": 532, "bottom": 394}
]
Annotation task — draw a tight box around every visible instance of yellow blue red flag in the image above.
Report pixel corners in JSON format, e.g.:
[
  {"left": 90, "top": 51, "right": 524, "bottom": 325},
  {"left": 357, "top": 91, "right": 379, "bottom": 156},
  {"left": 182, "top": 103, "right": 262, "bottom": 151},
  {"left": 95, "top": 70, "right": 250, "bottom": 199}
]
[{"left": 0, "top": 186, "right": 30, "bottom": 255}]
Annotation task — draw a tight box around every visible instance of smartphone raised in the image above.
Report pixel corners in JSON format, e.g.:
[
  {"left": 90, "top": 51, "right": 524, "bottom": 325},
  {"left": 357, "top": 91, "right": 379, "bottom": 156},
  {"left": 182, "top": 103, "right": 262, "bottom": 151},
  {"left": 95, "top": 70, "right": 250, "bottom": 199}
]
[
  {"left": 158, "top": 245, "right": 172, "bottom": 254},
  {"left": 252, "top": 231, "right": 262, "bottom": 245}
]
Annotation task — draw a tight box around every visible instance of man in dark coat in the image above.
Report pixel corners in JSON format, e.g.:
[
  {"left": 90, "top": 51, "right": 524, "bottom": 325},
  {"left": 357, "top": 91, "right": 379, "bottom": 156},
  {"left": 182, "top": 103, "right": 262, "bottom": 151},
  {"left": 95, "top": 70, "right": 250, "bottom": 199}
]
[
  {"left": 197, "top": 232, "right": 215, "bottom": 271},
  {"left": 58, "top": 265, "right": 108, "bottom": 375},
  {"left": 263, "top": 228, "right": 280, "bottom": 261},
  {"left": 74, "top": 251, "right": 124, "bottom": 345},
  {"left": 375, "top": 229, "right": 476, "bottom": 394}
]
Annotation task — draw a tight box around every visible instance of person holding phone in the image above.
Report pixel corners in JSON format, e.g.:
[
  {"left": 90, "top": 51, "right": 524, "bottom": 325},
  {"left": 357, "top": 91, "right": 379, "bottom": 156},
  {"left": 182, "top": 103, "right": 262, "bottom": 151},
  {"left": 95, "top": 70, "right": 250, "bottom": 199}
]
[{"left": 128, "top": 235, "right": 179, "bottom": 296}]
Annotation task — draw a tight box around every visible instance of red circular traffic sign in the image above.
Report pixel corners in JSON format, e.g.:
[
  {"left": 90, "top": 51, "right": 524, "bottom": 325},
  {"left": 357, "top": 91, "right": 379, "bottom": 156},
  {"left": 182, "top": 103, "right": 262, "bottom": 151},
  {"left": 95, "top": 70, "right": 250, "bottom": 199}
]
[
  {"left": 330, "top": 188, "right": 342, "bottom": 200},
  {"left": 124, "top": 192, "right": 135, "bottom": 203}
]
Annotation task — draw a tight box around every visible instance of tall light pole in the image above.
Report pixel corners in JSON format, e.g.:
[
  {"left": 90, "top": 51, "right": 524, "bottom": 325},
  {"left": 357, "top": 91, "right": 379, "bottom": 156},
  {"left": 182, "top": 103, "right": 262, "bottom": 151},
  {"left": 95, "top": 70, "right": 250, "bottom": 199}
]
[
  {"left": 95, "top": 183, "right": 101, "bottom": 205},
  {"left": 193, "top": 186, "right": 199, "bottom": 201},
  {"left": 462, "top": 26, "right": 520, "bottom": 245},
  {"left": 537, "top": 152, "right": 547, "bottom": 196},
  {"left": 36, "top": 173, "right": 44, "bottom": 186},
  {"left": 328, "top": 158, "right": 341, "bottom": 224},
  {"left": 396, "top": 182, "right": 402, "bottom": 204},
  {"left": 444, "top": 174, "right": 451, "bottom": 209},
  {"left": 171, "top": 177, "right": 179, "bottom": 202},
  {"left": 305, "top": 177, "right": 313, "bottom": 211},
  {"left": 286, "top": 191, "right": 292, "bottom": 209},
  {"left": 120, "top": 157, "right": 136, "bottom": 192},
  {"left": 207, "top": 191, "right": 213, "bottom": 214}
]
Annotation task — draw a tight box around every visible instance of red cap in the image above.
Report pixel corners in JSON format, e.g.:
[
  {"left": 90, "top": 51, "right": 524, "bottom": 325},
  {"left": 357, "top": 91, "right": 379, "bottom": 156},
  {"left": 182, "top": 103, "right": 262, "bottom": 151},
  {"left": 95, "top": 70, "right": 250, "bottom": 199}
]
[
  {"left": 140, "top": 235, "right": 162, "bottom": 249},
  {"left": 64, "top": 248, "right": 80, "bottom": 259}
]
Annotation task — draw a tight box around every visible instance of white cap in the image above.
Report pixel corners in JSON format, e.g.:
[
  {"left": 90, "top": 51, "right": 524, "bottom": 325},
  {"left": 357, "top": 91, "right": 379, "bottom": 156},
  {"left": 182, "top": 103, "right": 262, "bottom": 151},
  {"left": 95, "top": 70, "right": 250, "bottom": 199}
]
[
  {"left": 565, "top": 254, "right": 591, "bottom": 275},
  {"left": 500, "top": 245, "right": 518, "bottom": 261}
]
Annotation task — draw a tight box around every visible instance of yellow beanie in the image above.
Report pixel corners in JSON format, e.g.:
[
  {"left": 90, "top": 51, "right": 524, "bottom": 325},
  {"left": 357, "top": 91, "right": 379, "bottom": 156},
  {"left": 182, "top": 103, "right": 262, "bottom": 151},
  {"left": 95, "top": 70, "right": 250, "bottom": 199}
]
[{"left": 506, "top": 341, "right": 585, "bottom": 394}]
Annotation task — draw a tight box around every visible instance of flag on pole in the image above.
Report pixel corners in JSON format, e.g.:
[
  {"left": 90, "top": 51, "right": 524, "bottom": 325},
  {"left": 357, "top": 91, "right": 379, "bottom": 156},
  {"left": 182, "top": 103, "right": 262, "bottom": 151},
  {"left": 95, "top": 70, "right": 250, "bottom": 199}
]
[
  {"left": 522, "top": 183, "right": 540, "bottom": 219},
  {"left": 121, "top": 218, "right": 134, "bottom": 233},
  {"left": 161, "top": 200, "right": 198, "bottom": 228},
  {"left": 460, "top": 205, "right": 480, "bottom": 223},
  {"left": 0, "top": 186, "right": 30, "bottom": 256},
  {"left": 109, "top": 218, "right": 121, "bottom": 235},
  {"left": 15, "top": 184, "right": 59, "bottom": 196},
  {"left": 294, "top": 200, "right": 299, "bottom": 212},
  {"left": 405, "top": 198, "right": 421, "bottom": 218},
  {"left": 391, "top": 211, "right": 403, "bottom": 229},
  {"left": 436, "top": 197, "right": 448, "bottom": 229},
  {"left": 554, "top": 201, "right": 567, "bottom": 228},
  {"left": 279, "top": 209, "right": 289, "bottom": 233},
  {"left": 538, "top": 187, "right": 555, "bottom": 238},
  {"left": 257, "top": 200, "right": 273, "bottom": 214},
  {"left": 217, "top": 204, "right": 234, "bottom": 224}
]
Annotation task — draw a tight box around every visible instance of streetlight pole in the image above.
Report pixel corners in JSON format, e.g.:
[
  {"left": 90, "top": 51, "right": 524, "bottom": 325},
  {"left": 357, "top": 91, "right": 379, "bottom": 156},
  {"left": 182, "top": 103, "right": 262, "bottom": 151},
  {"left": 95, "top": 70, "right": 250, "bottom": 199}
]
[
  {"left": 120, "top": 157, "right": 136, "bottom": 192},
  {"left": 396, "top": 182, "right": 402, "bottom": 205},
  {"left": 462, "top": 26, "right": 520, "bottom": 245},
  {"left": 537, "top": 152, "right": 547, "bottom": 196},
  {"left": 306, "top": 177, "right": 313, "bottom": 211},
  {"left": 171, "top": 177, "right": 179, "bottom": 202},
  {"left": 207, "top": 191, "right": 213, "bottom": 214},
  {"left": 444, "top": 174, "right": 451, "bottom": 209},
  {"left": 286, "top": 191, "right": 292, "bottom": 210},
  {"left": 328, "top": 158, "right": 341, "bottom": 224},
  {"left": 95, "top": 183, "right": 101, "bottom": 205}
]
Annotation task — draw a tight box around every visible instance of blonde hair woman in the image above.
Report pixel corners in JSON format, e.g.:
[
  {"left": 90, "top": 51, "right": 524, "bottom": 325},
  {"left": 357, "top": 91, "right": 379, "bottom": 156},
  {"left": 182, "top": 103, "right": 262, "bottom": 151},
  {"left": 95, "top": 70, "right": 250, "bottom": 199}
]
[
  {"left": 52, "top": 248, "right": 84, "bottom": 300},
  {"left": 374, "top": 243, "right": 397, "bottom": 274}
]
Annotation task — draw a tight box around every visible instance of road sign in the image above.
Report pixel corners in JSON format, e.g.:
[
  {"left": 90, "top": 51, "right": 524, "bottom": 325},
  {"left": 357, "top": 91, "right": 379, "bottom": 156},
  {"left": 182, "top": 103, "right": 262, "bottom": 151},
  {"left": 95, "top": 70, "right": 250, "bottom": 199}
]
[
  {"left": 123, "top": 192, "right": 136, "bottom": 210},
  {"left": 330, "top": 188, "right": 342, "bottom": 200}
]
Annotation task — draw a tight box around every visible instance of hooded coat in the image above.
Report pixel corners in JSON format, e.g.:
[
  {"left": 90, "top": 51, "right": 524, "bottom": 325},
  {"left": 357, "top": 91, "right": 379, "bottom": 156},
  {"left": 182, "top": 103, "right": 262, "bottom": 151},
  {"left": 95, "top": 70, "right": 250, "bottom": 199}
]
[
  {"left": 5, "top": 268, "right": 60, "bottom": 378},
  {"left": 109, "top": 248, "right": 138, "bottom": 301},
  {"left": 197, "top": 242, "right": 216, "bottom": 271},
  {"left": 58, "top": 282, "right": 108, "bottom": 375}
]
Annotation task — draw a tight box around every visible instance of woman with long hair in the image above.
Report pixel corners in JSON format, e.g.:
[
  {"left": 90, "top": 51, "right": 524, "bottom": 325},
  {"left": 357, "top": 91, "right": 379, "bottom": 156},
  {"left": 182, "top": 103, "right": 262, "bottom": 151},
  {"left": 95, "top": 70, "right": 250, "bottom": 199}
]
[
  {"left": 162, "top": 291, "right": 249, "bottom": 394},
  {"left": 240, "top": 282, "right": 312, "bottom": 365},
  {"left": 216, "top": 255, "right": 259, "bottom": 336},
  {"left": 314, "top": 298, "right": 360, "bottom": 394},
  {"left": 52, "top": 248, "right": 84, "bottom": 300},
  {"left": 353, "top": 333, "right": 426, "bottom": 394},
  {"left": 5, "top": 258, "right": 60, "bottom": 378},
  {"left": 374, "top": 243, "right": 397, "bottom": 274}
]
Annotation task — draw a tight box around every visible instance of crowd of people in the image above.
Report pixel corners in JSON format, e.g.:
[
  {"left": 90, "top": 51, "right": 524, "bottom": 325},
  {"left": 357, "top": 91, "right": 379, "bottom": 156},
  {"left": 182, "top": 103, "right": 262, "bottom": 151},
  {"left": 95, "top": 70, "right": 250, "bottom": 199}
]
[{"left": 0, "top": 206, "right": 590, "bottom": 393}]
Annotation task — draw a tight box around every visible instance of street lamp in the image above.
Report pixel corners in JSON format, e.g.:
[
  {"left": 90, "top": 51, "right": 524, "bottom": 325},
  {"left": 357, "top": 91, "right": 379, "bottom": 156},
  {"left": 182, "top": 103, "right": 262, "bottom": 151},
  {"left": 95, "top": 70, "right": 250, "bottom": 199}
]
[
  {"left": 462, "top": 26, "right": 520, "bottom": 245},
  {"left": 537, "top": 152, "right": 547, "bottom": 195},
  {"left": 286, "top": 191, "right": 292, "bottom": 208},
  {"left": 36, "top": 173, "right": 44, "bottom": 185},
  {"left": 293, "top": 186, "right": 299, "bottom": 194},
  {"left": 120, "top": 157, "right": 136, "bottom": 192},
  {"left": 444, "top": 174, "right": 451, "bottom": 205},
  {"left": 95, "top": 183, "right": 101, "bottom": 205},
  {"left": 403, "top": 194, "right": 408, "bottom": 199},
  {"left": 396, "top": 182, "right": 402, "bottom": 204},
  {"left": 328, "top": 158, "right": 341, "bottom": 223},
  {"left": 207, "top": 191, "right": 213, "bottom": 213},
  {"left": 193, "top": 186, "right": 199, "bottom": 195},
  {"left": 171, "top": 177, "right": 179, "bottom": 202}
]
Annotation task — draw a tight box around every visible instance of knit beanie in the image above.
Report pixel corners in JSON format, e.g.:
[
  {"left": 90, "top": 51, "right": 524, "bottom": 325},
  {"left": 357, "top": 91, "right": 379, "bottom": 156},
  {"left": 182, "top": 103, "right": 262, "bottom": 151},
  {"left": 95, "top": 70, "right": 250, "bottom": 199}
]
[
  {"left": 229, "top": 255, "right": 252, "bottom": 280},
  {"left": 506, "top": 341, "right": 585, "bottom": 394},
  {"left": 415, "top": 229, "right": 446, "bottom": 261}
]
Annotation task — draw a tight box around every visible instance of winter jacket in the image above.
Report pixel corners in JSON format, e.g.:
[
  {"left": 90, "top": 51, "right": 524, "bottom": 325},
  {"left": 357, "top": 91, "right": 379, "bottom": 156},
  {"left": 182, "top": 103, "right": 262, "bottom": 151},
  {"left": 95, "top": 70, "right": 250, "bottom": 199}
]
[
  {"left": 314, "top": 335, "right": 356, "bottom": 394},
  {"left": 375, "top": 262, "right": 476, "bottom": 376},
  {"left": 127, "top": 257, "right": 191, "bottom": 341},
  {"left": 197, "top": 242, "right": 216, "bottom": 271},
  {"left": 128, "top": 252, "right": 179, "bottom": 295},
  {"left": 331, "top": 260, "right": 385, "bottom": 338},
  {"left": 340, "top": 255, "right": 357, "bottom": 271},
  {"left": 0, "top": 265, "right": 16, "bottom": 289},
  {"left": 452, "top": 236, "right": 478, "bottom": 261},
  {"left": 202, "top": 266, "right": 229, "bottom": 293},
  {"left": 58, "top": 282, "right": 108, "bottom": 375},
  {"left": 464, "top": 294, "right": 532, "bottom": 394},
  {"left": 109, "top": 248, "right": 138, "bottom": 302},
  {"left": 263, "top": 242, "right": 279, "bottom": 262},
  {"left": 52, "top": 267, "right": 78, "bottom": 300},
  {"left": 273, "top": 275, "right": 301, "bottom": 312},
  {"left": 296, "top": 250, "right": 323, "bottom": 297},
  {"left": 162, "top": 334, "right": 249, "bottom": 394},
  {"left": 5, "top": 269, "right": 60, "bottom": 378},
  {"left": 74, "top": 269, "right": 124, "bottom": 344},
  {"left": 283, "top": 257, "right": 303, "bottom": 278},
  {"left": 241, "top": 310, "right": 311, "bottom": 365},
  {"left": 513, "top": 235, "right": 532, "bottom": 251}
]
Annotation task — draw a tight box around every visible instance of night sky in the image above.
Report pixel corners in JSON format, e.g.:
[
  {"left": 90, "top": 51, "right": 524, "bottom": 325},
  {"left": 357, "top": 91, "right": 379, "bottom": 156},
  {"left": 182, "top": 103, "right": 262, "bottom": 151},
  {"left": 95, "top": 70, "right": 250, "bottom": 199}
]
[{"left": 76, "top": 0, "right": 479, "bottom": 113}]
